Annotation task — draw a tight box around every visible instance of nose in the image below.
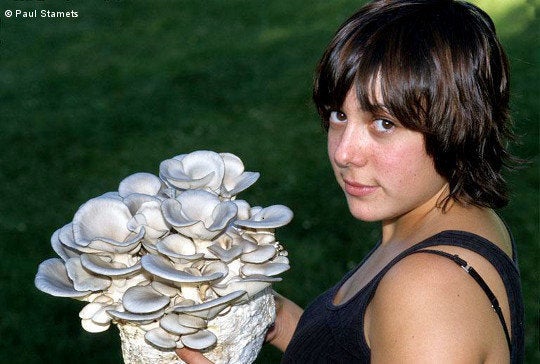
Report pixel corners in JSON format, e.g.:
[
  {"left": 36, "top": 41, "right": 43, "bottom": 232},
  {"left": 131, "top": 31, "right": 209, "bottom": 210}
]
[{"left": 330, "top": 123, "right": 367, "bottom": 168}]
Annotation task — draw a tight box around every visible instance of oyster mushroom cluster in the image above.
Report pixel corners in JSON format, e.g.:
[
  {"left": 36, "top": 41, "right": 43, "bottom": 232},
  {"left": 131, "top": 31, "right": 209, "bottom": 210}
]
[{"left": 35, "top": 151, "right": 292, "bottom": 352}]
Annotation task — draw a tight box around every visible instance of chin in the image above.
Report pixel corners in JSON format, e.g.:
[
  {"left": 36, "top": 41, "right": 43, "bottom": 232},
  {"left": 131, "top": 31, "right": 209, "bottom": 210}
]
[{"left": 348, "top": 209, "right": 384, "bottom": 223}]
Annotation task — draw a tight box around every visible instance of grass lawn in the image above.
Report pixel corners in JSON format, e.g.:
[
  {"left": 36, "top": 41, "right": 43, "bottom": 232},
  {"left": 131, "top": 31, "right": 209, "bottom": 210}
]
[{"left": 1, "top": 1, "right": 537, "bottom": 362}]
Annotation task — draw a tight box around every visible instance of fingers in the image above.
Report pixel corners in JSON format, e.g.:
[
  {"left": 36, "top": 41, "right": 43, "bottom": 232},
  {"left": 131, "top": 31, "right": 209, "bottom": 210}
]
[{"left": 176, "top": 347, "right": 214, "bottom": 364}]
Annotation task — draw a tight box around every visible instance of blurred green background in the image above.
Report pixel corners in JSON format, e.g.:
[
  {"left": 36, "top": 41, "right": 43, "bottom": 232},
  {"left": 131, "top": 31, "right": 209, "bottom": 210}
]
[{"left": 1, "top": 0, "right": 537, "bottom": 362}]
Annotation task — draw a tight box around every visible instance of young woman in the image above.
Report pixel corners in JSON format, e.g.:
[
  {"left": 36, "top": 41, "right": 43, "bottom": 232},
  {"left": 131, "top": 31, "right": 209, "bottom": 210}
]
[{"left": 178, "top": 0, "right": 525, "bottom": 362}]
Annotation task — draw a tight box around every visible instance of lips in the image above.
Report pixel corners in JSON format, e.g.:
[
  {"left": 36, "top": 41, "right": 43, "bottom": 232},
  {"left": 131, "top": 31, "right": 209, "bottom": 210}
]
[{"left": 342, "top": 179, "right": 378, "bottom": 197}]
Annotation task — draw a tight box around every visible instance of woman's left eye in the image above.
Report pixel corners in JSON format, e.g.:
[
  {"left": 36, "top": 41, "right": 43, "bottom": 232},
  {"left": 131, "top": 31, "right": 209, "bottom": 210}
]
[{"left": 372, "top": 119, "right": 395, "bottom": 133}]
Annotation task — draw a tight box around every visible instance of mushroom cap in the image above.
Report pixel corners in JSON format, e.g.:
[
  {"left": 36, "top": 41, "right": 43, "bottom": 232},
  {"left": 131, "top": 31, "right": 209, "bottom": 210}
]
[
  {"left": 72, "top": 197, "right": 144, "bottom": 253},
  {"left": 80, "top": 254, "right": 141, "bottom": 277},
  {"left": 144, "top": 327, "right": 180, "bottom": 349},
  {"left": 240, "top": 262, "right": 290, "bottom": 276},
  {"left": 161, "top": 190, "right": 238, "bottom": 240},
  {"left": 181, "top": 330, "right": 217, "bottom": 350},
  {"left": 159, "top": 313, "right": 206, "bottom": 335},
  {"left": 207, "top": 243, "right": 243, "bottom": 263},
  {"left": 107, "top": 308, "right": 166, "bottom": 323},
  {"left": 156, "top": 234, "right": 204, "bottom": 262},
  {"left": 122, "top": 285, "right": 170, "bottom": 314},
  {"left": 235, "top": 205, "right": 293, "bottom": 229},
  {"left": 65, "top": 257, "right": 112, "bottom": 292},
  {"left": 172, "top": 290, "right": 247, "bottom": 320},
  {"left": 219, "top": 153, "right": 260, "bottom": 197},
  {"left": 118, "top": 172, "right": 163, "bottom": 198},
  {"left": 212, "top": 275, "right": 280, "bottom": 298},
  {"left": 35, "top": 258, "right": 91, "bottom": 298},
  {"left": 159, "top": 151, "right": 225, "bottom": 192},
  {"left": 240, "top": 244, "right": 277, "bottom": 263},
  {"left": 141, "top": 255, "right": 225, "bottom": 284}
]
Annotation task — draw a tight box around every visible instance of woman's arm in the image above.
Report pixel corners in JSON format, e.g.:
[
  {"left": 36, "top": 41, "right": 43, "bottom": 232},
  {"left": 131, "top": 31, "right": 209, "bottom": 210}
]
[{"left": 367, "top": 253, "right": 510, "bottom": 363}]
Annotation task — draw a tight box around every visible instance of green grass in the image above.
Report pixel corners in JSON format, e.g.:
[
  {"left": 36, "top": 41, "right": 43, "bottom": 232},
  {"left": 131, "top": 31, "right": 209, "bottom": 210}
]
[{"left": 1, "top": 1, "right": 537, "bottom": 363}]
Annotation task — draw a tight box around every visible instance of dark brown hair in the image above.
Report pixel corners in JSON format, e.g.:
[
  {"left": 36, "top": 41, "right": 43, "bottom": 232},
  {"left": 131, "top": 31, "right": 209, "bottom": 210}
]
[{"left": 314, "top": 0, "right": 515, "bottom": 209}]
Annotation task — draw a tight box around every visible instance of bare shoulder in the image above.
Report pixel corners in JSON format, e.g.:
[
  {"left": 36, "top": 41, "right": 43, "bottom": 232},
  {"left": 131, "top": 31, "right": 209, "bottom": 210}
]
[{"left": 366, "top": 252, "right": 510, "bottom": 363}]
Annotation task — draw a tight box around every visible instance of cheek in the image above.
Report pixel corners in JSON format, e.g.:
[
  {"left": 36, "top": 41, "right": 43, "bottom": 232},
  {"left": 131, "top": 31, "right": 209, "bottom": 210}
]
[{"left": 378, "top": 144, "right": 433, "bottom": 183}]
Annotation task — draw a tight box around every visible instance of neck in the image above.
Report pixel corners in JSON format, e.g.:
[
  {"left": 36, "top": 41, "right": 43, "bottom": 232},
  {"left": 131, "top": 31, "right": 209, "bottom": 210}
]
[{"left": 381, "top": 185, "right": 450, "bottom": 245}]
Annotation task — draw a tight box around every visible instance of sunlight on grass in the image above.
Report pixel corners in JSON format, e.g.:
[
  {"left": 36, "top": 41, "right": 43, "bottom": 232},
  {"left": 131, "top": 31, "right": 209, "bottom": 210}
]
[{"left": 472, "top": 0, "right": 536, "bottom": 36}]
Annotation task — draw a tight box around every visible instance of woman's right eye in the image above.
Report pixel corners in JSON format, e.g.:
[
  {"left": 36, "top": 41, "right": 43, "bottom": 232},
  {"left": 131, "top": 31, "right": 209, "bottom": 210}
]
[{"left": 329, "top": 111, "right": 347, "bottom": 124}]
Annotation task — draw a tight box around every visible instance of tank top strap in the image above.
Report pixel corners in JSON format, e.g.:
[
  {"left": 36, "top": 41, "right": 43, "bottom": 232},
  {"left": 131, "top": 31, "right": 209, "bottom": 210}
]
[
  {"left": 385, "top": 230, "right": 523, "bottom": 362},
  {"left": 407, "top": 248, "right": 512, "bottom": 352}
]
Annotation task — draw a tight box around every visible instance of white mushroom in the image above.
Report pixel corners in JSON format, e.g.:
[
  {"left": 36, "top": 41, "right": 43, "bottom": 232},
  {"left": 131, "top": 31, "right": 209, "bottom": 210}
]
[
  {"left": 72, "top": 197, "right": 144, "bottom": 253},
  {"left": 107, "top": 308, "right": 166, "bottom": 322},
  {"left": 79, "top": 302, "right": 117, "bottom": 333},
  {"left": 161, "top": 190, "right": 237, "bottom": 240},
  {"left": 207, "top": 243, "right": 243, "bottom": 263},
  {"left": 212, "top": 276, "right": 280, "bottom": 298},
  {"left": 156, "top": 234, "right": 204, "bottom": 262},
  {"left": 240, "top": 262, "right": 290, "bottom": 277},
  {"left": 65, "top": 257, "right": 111, "bottom": 292},
  {"left": 159, "top": 151, "right": 225, "bottom": 192},
  {"left": 80, "top": 254, "right": 141, "bottom": 276},
  {"left": 181, "top": 330, "right": 217, "bottom": 350},
  {"left": 240, "top": 244, "right": 277, "bottom": 263},
  {"left": 144, "top": 327, "right": 180, "bottom": 349},
  {"left": 172, "top": 290, "right": 247, "bottom": 320},
  {"left": 235, "top": 204, "right": 294, "bottom": 229},
  {"left": 141, "top": 255, "right": 225, "bottom": 284},
  {"left": 50, "top": 227, "right": 79, "bottom": 261},
  {"left": 35, "top": 258, "right": 91, "bottom": 298},
  {"left": 34, "top": 150, "right": 293, "bottom": 359},
  {"left": 159, "top": 313, "right": 203, "bottom": 335},
  {"left": 121, "top": 285, "right": 170, "bottom": 314},
  {"left": 127, "top": 200, "right": 171, "bottom": 243},
  {"left": 81, "top": 318, "right": 112, "bottom": 333},
  {"left": 118, "top": 172, "right": 163, "bottom": 198},
  {"left": 219, "top": 153, "right": 260, "bottom": 198},
  {"left": 176, "top": 314, "right": 207, "bottom": 329},
  {"left": 150, "top": 281, "right": 180, "bottom": 297}
]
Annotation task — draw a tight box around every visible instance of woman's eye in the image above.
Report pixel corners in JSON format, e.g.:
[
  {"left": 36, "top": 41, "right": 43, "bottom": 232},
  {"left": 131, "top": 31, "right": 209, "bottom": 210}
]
[
  {"left": 329, "top": 111, "right": 347, "bottom": 124},
  {"left": 373, "top": 118, "right": 395, "bottom": 132}
]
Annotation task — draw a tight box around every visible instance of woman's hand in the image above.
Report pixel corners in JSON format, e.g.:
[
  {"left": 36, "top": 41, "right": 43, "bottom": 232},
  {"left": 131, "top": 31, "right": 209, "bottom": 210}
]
[
  {"left": 175, "top": 291, "right": 303, "bottom": 361},
  {"left": 176, "top": 347, "right": 214, "bottom": 364},
  {"left": 265, "top": 291, "right": 303, "bottom": 352}
]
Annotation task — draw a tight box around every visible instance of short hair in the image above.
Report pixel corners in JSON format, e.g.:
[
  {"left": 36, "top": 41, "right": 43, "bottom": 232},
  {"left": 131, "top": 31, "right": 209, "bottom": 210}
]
[{"left": 313, "top": 0, "right": 516, "bottom": 209}]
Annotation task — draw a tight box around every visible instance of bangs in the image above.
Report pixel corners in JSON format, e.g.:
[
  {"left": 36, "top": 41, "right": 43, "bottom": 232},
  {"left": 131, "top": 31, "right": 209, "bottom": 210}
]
[{"left": 313, "top": 1, "right": 451, "bottom": 132}]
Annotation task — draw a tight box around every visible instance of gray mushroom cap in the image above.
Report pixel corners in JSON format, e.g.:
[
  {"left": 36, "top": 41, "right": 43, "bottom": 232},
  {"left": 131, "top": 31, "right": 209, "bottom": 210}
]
[
  {"left": 141, "top": 255, "right": 225, "bottom": 284},
  {"left": 118, "top": 172, "right": 163, "bottom": 198},
  {"left": 240, "top": 244, "right": 277, "bottom": 263},
  {"left": 212, "top": 276, "right": 281, "bottom": 298},
  {"left": 172, "top": 290, "right": 247, "bottom": 320},
  {"left": 145, "top": 327, "right": 180, "bottom": 349},
  {"left": 234, "top": 204, "right": 293, "bottom": 229},
  {"left": 207, "top": 243, "right": 243, "bottom": 263},
  {"left": 80, "top": 254, "right": 141, "bottom": 277},
  {"left": 107, "top": 308, "right": 166, "bottom": 323},
  {"left": 35, "top": 258, "right": 91, "bottom": 298},
  {"left": 181, "top": 330, "right": 217, "bottom": 350},
  {"left": 65, "top": 258, "right": 112, "bottom": 292},
  {"left": 122, "top": 285, "right": 170, "bottom": 314},
  {"left": 159, "top": 151, "right": 225, "bottom": 192},
  {"left": 72, "top": 197, "right": 144, "bottom": 253},
  {"left": 156, "top": 234, "right": 204, "bottom": 262},
  {"left": 161, "top": 190, "right": 238, "bottom": 240},
  {"left": 159, "top": 312, "right": 212, "bottom": 340}
]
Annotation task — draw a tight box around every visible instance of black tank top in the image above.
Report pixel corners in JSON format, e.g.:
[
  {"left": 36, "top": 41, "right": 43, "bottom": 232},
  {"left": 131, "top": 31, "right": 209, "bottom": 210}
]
[{"left": 282, "top": 230, "right": 524, "bottom": 363}]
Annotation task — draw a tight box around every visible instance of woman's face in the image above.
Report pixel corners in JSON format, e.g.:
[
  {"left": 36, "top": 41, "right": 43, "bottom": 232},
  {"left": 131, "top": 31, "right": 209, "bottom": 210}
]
[{"left": 327, "top": 88, "right": 447, "bottom": 223}]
